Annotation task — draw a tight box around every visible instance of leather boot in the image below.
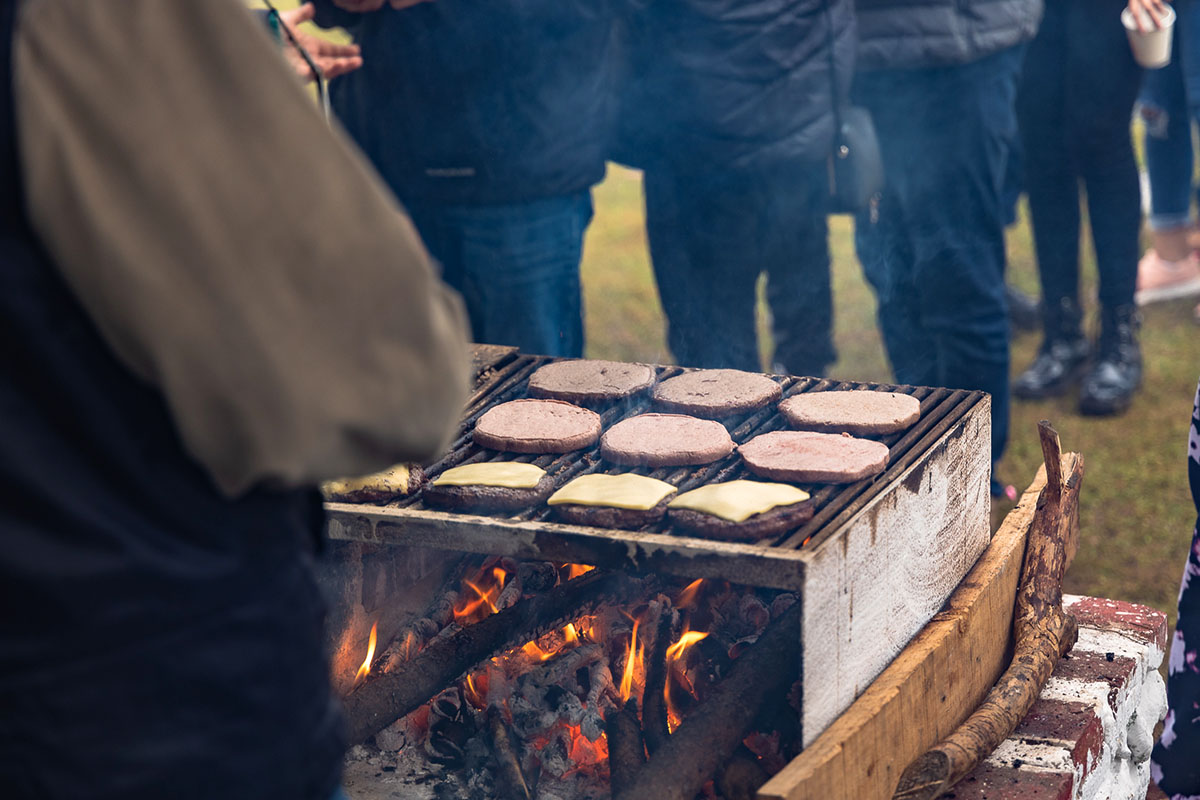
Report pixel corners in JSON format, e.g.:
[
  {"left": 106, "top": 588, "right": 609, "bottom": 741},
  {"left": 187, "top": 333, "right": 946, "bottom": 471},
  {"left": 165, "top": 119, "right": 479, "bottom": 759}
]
[
  {"left": 1012, "top": 296, "right": 1091, "bottom": 399},
  {"left": 1079, "top": 304, "right": 1142, "bottom": 416}
]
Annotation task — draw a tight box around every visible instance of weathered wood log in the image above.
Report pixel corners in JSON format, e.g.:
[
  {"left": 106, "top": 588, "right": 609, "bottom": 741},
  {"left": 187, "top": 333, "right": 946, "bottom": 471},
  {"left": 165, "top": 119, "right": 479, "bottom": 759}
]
[
  {"left": 607, "top": 699, "right": 646, "bottom": 798},
  {"left": 344, "top": 570, "right": 630, "bottom": 745},
  {"left": 892, "top": 421, "right": 1082, "bottom": 800},
  {"left": 641, "top": 612, "right": 674, "bottom": 756},
  {"left": 486, "top": 707, "right": 531, "bottom": 800},
  {"left": 613, "top": 601, "right": 801, "bottom": 800}
]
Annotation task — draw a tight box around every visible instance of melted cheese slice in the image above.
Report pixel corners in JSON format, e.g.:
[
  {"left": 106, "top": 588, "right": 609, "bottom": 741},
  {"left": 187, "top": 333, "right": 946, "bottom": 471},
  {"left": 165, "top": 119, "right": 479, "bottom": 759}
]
[
  {"left": 324, "top": 464, "right": 411, "bottom": 497},
  {"left": 668, "top": 480, "right": 810, "bottom": 522},
  {"left": 432, "top": 462, "right": 546, "bottom": 489},
  {"left": 548, "top": 473, "right": 678, "bottom": 510}
]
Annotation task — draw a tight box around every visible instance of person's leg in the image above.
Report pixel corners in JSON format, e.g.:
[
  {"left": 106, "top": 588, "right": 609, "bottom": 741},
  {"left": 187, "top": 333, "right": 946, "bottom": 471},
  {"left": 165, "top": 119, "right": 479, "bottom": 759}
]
[
  {"left": 430, "top": 193, "right": 590, "bottom": 358},
  {"left": 1149, "top": 377, "right": 1200, "bottom": 799},
  {"left": 1068, "top": 0, "right": 1145, "bottom": 414},
  {"left": 766, "top": 164, "right": 837, "bottom": 377},
  {"left": 644, "top": 169, "right": 763, "bottom": 370},
  {"left": 854, "top": 53, "right": 1014, "bottom": 467},
  {"left": 1013, "top": 1, "right": 1092, "bottom": 399}
]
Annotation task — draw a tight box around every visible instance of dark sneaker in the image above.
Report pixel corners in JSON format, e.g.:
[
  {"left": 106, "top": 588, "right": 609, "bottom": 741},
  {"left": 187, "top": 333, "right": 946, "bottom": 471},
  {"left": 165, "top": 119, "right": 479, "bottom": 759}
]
[{"left": 1079, "top": 305, "right": 1142, "bottom": 416}]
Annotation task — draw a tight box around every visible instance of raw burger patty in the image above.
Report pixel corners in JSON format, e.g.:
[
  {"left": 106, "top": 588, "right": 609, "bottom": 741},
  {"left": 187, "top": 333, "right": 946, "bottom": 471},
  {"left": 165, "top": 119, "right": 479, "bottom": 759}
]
[
  {"left": 473, "top": 399, "right": 602, "bottom": 454},
  {"left": 600, "top": 413, "right": 734, "bottom": 467},
  {"left": 669, "top": 501, "right": 815, "bottom": 542},
  {"left": 739, "top": 430, "right": 889, "bottom": 484},
  {"left": 779, "top": 390, "right": 920, "bottom": 436},
  {"left": 423, "top": 474, "right": 557, "bottom": 513},
  {"left": 528, "top": 360, "right": 657, "bottom": 405},
  {"left": 652, "top": 369, "right": 782, "bottom": 419}
]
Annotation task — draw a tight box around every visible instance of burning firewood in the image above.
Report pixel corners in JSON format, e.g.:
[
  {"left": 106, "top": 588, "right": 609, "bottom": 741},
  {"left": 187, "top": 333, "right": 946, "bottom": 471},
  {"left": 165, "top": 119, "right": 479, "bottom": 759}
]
[
  {"left": 486, "top": 707, "right": 532, "bottom": 800},
  {"left": 612, "top": 601, "right": 801, "bottom": 800},
  {"left": 606, "top": 698, "right": 646, "bottom": 797},
  {"left": 343, "top": 569, "right": 633, "bottom": 745},
  {"left": 716, "top": 745, "right": 770, "bottom": 800},
  {"left": 641, "top": 611, "right": 675, "bottom": 755}
]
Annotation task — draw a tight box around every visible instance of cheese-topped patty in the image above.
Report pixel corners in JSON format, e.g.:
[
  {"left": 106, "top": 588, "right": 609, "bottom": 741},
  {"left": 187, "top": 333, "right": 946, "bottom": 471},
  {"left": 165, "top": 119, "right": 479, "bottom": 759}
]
[
  {"left": 668, "top": 480, "right": 810, "bottom": 522},
  {"left": 432, "top": 462, "right": 546, "bottom": 489},
  {"left": 548, "top": 473, "right": 678, "bottom": 510}
]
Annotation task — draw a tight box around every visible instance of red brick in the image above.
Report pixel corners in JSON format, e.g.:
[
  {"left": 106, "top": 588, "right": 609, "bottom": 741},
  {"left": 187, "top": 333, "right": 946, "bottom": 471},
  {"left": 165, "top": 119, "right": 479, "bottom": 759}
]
[
  {"left": 1013, "top": 699, "right": 1104, "bottom": 781},
  {"left": 1065, "top": 597, "right": 1168, "bottom": 650},
  {"left": 947, "top": 762, "right": 1073, "bottom": 800},
  {"left": 1052, "top": 649, "right": 1137, "bottom": 713}
]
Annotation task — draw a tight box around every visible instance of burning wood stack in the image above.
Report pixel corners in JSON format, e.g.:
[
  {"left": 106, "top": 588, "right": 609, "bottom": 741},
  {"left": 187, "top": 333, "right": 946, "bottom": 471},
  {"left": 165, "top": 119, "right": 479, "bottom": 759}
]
[{"left": 340, "top": 556, "right": 803, "bottom": 800}]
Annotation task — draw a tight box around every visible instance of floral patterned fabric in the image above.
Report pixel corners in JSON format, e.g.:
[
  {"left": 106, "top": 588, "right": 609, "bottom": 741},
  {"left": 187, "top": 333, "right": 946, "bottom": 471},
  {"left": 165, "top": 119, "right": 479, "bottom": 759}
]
[{"left": 1151, "top": 377, "right": 1200, "bottom": 799}]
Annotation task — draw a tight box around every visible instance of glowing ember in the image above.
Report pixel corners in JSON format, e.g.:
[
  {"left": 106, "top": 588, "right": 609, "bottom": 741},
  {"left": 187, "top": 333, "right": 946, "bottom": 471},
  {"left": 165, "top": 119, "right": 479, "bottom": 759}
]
[
  {"left": 354, "top": 621, "right": 378, "bottom": 684},
  {"left": 522, "top": 640, "right": 556, "bottom": 662}
]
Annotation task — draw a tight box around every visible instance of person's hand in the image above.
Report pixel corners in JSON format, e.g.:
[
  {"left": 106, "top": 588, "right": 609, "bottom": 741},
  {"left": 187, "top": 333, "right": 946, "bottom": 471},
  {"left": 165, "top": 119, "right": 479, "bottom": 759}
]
[
  {"left": 332, "top": 0, "right": 432, "bottom": 11},
  {"left": 280, "top": 3, "right": 363, "bottom": 81},
  {"left": 1127, "top": 0, "right": 1170, "bottom": 32}
]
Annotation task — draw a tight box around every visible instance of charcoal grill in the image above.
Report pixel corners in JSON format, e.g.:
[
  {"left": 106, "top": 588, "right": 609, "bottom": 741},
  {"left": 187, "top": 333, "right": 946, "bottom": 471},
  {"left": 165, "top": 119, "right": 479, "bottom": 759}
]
[{"left": 325, "top": 346, "right": 993, "bottom": 743}]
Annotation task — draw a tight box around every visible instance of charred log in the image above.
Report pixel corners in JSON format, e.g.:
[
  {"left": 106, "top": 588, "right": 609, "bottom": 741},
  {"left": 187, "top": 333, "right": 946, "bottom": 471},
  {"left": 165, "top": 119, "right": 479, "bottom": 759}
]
[
  {"left": 344, "top": 570, "right": 631, "bottom": 745},
  {"left": 612, "top": 601, "right": 801, "bottom": 800},
  {"left": 486, "top": 707, "right": 531, "bottom": 800},
  {"left": 716, "top": 746, "right": 770, "bottom": 800},
  {"left": 606, "top": 699, "right": 646, "bottom": 797},
  {"left": 641, "top": 612, "right": 673, "bottom": 756}
]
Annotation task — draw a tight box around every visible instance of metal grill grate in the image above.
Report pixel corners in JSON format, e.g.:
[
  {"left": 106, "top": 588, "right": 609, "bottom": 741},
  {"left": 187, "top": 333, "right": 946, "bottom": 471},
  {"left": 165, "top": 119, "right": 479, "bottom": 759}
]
[{"left": 326, "top": 351, "right": 986, "bottom": 590}]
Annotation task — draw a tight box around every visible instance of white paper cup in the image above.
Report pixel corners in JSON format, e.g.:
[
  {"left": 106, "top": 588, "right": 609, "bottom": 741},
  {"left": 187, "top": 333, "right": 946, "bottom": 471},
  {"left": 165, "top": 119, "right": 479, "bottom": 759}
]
[{"left": 1122, "top": 4, "right": 1176, "bottom": 69}]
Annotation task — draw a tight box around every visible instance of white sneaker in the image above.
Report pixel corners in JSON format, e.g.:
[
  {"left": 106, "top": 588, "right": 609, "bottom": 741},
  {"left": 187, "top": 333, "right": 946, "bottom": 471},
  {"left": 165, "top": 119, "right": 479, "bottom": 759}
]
[{"left": 1134, "top": 250, "right": 1200, "bottom": 305}]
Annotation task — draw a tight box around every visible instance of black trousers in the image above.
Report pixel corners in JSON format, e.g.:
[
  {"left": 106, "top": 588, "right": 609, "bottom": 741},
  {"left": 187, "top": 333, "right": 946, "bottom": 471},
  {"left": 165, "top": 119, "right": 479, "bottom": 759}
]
[
  {"left": 1017, "top": 0, "right": 1144, "bottom": 310},
  {"left": 643, "top": 163, "right": 835, "bottom": 375}
]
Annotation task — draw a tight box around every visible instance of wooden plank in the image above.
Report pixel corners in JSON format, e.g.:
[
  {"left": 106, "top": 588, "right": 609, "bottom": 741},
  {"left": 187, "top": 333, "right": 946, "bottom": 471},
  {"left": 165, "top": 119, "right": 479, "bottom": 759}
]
[
  {"left": 796, "top": 399, "right": 993, "bottom": 745},
  {"left": 757, "top": 461, "right": 1058, "bottom": 800},
  {"left": 325, "top": 503, "right": 809, "bottom": 591}
]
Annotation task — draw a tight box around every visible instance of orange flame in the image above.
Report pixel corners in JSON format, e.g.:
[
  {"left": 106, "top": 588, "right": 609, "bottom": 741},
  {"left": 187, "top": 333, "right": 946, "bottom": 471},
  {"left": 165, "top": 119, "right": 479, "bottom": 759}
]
[
  {"left": 618, "top": 617, "right": 642, "bottom": 702},
  {"left": 664, "top": 626, "right": 708, "bottom": 730},
  {"left": 354, "top": 621, "right": 378, "bottom": 684},
  {"left": 665, "top": 629, "right": 709, "bottom": 663},
  {"left": 522, "top": 640, "right": 556, "bottom": 662},
  {"left": 566, "top": 563, "right": 595, "bottom": 580},
  {"left": 564, "top": 623, "right": 579, "bottom": 645},
  {"left": 675, "top": 578, "right": 705, "bottom": 609},
  {"left": 453, "top": 566, "right": 508, "bottom": 625},
  {"left": 463, "top": 671, "right": 489, "bottom": 710}
]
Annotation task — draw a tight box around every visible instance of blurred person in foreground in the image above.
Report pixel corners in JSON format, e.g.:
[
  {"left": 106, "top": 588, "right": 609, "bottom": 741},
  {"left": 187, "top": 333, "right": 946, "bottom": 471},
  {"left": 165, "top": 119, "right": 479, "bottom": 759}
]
[
  {"left": 1012, "top": 0, "right": 1147, "bottom": 416},
  {"left": 1150, "top": 377, "right": 1200, "bottom": 800},
  {"left": 267, "top": 2, "right": 363, "bottom": 82},
  {"left": 0, "top": 1, "right": 469, "bottom": 798},
  {"left": 311, "top": 0, "right": 616, "bottom": 358},
  {"left": 614, "top": 0, "right": 854, "bottom": 374},
  {"left": 852, "top": 0, "right": 1040, "bottom": 497}
]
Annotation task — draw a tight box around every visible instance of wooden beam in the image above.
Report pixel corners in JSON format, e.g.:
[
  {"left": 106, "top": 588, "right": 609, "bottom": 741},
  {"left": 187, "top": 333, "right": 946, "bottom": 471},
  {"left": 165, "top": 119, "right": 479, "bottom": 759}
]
[
  {"left": 326, "top": 504, "right": 810, "bottom": 591},
  {"left": 757, "top": 459, "right": 1066, "bottom": 800}
]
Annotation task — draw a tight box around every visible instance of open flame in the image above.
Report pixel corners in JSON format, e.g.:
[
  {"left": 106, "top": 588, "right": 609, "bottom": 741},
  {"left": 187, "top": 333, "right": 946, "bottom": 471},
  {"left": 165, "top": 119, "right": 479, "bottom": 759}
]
[
  {"left": 453, "top": 566, "right": 507, "bottom": 625},
  {"left": 354, "top": 621, "right": 378, "bottom": 684},
  {"left": 675, "top": 578, "right": 704, "bottom": 609},
  {"left": 618, "top": 616, "right": 642, "bottom": 702},
  {"left": 565, "top": 563, "right": 595, "bottom": 580},
  {"left": 664, "top": 625, "right": 709, "bottom": 731}
]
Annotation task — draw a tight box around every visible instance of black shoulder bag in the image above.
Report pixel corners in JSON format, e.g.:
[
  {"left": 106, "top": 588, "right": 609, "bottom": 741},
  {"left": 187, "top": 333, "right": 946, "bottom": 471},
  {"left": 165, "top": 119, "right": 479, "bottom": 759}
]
[{"left": 822, "top": 0, "right": 883, "bottom": 216}]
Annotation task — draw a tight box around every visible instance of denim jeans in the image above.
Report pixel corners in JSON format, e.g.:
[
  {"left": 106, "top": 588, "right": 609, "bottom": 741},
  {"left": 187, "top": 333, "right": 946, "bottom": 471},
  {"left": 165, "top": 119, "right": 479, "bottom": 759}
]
[
  {"left": 1139, "top": 0, "right": 1200, "bottom": 231},
  {"left": 854, "top": 46, "right": 1023, "bottom": 466},
  {"left": 643, "top": 163, "right": 835, "bottom": 374},
  {"left": 1018, "top": 0, "right": 1143, "bottom": 310},
  {"left": 406, "top": 192, "right": 592, "bottom": 358}
]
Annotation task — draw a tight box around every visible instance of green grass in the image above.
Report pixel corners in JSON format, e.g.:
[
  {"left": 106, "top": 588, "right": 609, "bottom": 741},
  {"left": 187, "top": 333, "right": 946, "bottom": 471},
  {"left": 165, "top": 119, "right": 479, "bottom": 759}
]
[{"left": 583, "top": 165, "right": 1197, "bottom": 622}]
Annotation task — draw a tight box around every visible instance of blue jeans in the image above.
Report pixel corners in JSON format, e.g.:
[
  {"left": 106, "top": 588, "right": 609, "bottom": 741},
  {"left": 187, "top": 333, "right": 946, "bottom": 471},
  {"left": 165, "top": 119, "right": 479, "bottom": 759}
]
[
  {"left": 406, "top": 193, "right": 592, "bottom": 357},
  {"left": 643, "top": 163, "right": 835, "bottom": 374},
  {"left": 854, "top": 46, "right": 1022, "bottom": 466},
  {"left": 1139, "top": 0, "right": 1200, "bottom": 231}
]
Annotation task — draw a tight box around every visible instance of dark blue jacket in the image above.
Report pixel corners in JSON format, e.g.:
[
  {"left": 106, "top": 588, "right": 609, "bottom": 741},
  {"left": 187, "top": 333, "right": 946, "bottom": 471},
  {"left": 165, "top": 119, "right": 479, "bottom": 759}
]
[
  {"left": 855, "top": 0, "right": 1042, "bottom": 71},
  {"left": 0, "top": 6, "right": 340, "bottom": 797},
  {"left": 614, "top": 0, "right": 856, "bottom": 173},
  {"left": 313, "top": 0, "right": 617, "bottom": 206}
]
